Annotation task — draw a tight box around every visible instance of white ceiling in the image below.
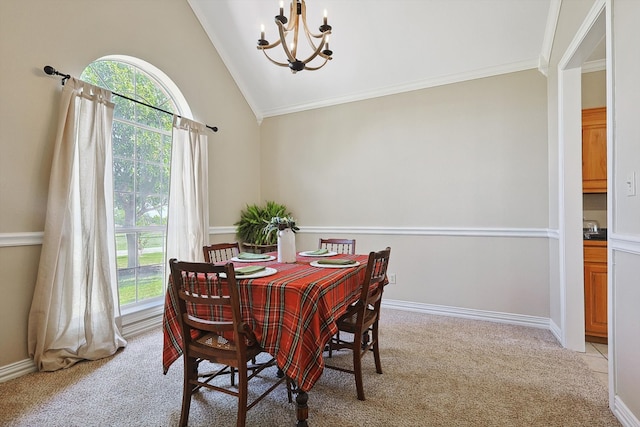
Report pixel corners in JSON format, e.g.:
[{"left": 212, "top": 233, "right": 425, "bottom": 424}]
[{"left": 188, "top": 0, "right": 555, "bottom": 121}]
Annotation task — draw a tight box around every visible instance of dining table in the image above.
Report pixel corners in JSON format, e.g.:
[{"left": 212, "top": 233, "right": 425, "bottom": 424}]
[{"left": 162, "top": 250, "right": 370, "bottom": 426}]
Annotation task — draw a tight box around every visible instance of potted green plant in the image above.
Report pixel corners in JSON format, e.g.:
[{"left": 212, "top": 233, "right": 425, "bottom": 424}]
[
  {"left": 234, "top": 201, "right": 292, "bottom": 253},
  {"left": 263, "top": 216, "right": 300, "bottom": 238},
  {"left": 264, "top": 216, "right": 300, "bottom": 263}
]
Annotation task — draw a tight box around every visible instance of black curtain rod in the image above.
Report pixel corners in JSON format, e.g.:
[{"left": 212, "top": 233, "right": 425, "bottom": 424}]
[{"left": 43, "top": 66, "right": 218, "bottom": 133}]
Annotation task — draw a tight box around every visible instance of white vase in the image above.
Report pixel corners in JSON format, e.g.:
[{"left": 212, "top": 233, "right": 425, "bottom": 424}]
[{"left": 277, "top": 228, "right": 297, "bottom": 263}]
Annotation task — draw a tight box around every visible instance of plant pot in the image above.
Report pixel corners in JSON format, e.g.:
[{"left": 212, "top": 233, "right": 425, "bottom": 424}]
[{"left": 277, "top": 228, "right": 296, "bottom": 263}]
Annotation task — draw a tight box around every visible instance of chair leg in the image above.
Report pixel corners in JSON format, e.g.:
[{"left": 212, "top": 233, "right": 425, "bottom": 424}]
[
  {"left": 231, "top": 366, "right": 236, "bottom": 386},
  {"left": 372, "top": 323, "right": 383, "bottom": 374},
  {"left": 180, "top": 357, "right": 197, "bottom": 427},
  {"left": 236, "top": 367, "right": 248, "bottom": 427},
  {"left": 361, "top": 331, "right": 369, "bottom": 350},
  {"left": 286, "top": 377, "right": 293, "bottom": 403},
  {"left": 352, "top": 342, "right": 365, "bottom": 401},
  {"left": 329, "top": 331, "right": 339, "bottom": 357}
]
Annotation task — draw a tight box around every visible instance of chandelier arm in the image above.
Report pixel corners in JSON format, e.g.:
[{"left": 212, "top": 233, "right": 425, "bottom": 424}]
[
  {"left": 302, "top": 57, "right": 329, "bottom": 71},
  {"left": 257, "top": 37, "right": 284, "bottom": 51},
  {"left": 276, "top": 19, "right": 297, "bottom": 63},
  {"left": 300, "top": 6, "right": 327, "bottom": 39},
  {"left": 261, "top": 50, "right": 291, "bottom": 68},
  {"left": 291, "top": 9, "right": 300, "bottom": 59},
  {"left": 285, "top": 1, "right": 297, "bottom": 31},
  {"left": 299, "top": 33, "right": 330, "bottom": 64},
  {"left": 303, "top": 27, "right": 330, "bottom": 54}
]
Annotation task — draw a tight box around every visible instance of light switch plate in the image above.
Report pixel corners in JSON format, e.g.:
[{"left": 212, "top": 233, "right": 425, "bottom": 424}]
[{"left": 625, "top": 172, "right": 636, "bottom": 196}]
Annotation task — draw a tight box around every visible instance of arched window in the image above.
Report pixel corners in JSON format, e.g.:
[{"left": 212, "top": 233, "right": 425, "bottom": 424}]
[{"left": 81, "top": 57, "right": 188, "bottom": 310}]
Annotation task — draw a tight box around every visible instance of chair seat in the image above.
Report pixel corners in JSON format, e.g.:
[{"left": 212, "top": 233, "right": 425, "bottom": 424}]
[
  {"left": 337, "top": 308, "right": 377, "bottom": 334},
  {"left": 193, "top": 332, "right": 263, "bottom": 361},
  {"left": 197, "top": 332, "right": 234, "bottom": 350}
]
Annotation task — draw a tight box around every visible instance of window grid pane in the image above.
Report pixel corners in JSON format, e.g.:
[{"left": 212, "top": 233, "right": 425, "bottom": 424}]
[{"left": 81, "top": 59, "right": 177, "bottom": 309}]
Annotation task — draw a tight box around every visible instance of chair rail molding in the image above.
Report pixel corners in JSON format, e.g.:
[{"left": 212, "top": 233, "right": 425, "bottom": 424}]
[
  {"left": 4, "top": 227, "right": 558, "bottom": 248},
  {"left": 609, "top": 233, "right": 640, "bottom": 255},
  {"left": 301, "top": 226, "right": 553, "bottom": 239},
  {"left": 0, "top": 232, "right": 43, "bottom": 247}
]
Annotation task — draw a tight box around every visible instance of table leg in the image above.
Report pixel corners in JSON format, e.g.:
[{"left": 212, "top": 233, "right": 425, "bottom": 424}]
[{"left": 295, "top": 390, "right": 309, "bottom": 427}]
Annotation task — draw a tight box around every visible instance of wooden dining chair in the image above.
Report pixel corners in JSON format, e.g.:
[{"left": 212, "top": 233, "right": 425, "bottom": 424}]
[
  {"left": 203, "top": 242, "right": 241, "bottom": 263},
  {"left": 169, "top": 259, "right": 291, "bottom": 427},
  {"left": 318, "top": 238, "right": 356, "bottom": 255},
  {"left": 325, "top": 247, "right": 391, "bottom": 401}
]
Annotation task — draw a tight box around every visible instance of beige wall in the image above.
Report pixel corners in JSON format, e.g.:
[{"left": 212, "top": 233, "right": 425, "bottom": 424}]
[
  {"left": 261, "top": 71, "right": 549, "bottom": 227},
  {"left": 260, "top": 70, "right": 551, "bottom": 316},
  {"left": 582, "top": 70, "right": 607, "bottom": 109},
  {"left": 0, "top": 0, "right": 260, "bottom": 367}
]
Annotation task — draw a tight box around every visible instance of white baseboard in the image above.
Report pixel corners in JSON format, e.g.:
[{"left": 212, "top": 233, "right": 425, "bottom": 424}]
[
  {"left": 121, "top": 304, "right": 163, "bottom": 338},
  {"left": 382, "top": 299, "right": 551, "bottom": 330},
  {"left": 0, "top": 309, "right": 163, "bottom": 384},
  {"left": 615, "top": 396, "right": 640, "bottom": 427},
  {"left": 549, "top": 318, "right": 563, "bottom": 344},
  {"left": 0, "top": 359, "right": 37, "bottom": 383}
]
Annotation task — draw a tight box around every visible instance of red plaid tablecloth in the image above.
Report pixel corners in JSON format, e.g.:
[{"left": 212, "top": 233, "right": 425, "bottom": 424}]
[{"left": 162, "top": 253, "right": 368, "bottom": 392}]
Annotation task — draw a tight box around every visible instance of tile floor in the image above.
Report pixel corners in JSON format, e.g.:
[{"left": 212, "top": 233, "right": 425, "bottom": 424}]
[{"left": 581, "top": 341, "right": 609, "bottom": 388}]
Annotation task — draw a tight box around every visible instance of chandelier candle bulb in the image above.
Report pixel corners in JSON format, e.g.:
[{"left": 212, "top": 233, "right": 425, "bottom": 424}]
[
  {"left": 323, "top": 9, "right": 327, "bottom": 25},
  {"left": 260, "top": 24, "right": 265, "bottom": 41},
  {"left": 280, "top": 1, "right": 284, "bottom": 16}
]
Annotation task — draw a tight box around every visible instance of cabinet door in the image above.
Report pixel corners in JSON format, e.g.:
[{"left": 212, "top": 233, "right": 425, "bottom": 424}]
[
  {"left": 584, "top": 262, "right": 608, "bottom": 338},
  {"left": 582, "top": 108, "right": 607, "bottom": 193}
]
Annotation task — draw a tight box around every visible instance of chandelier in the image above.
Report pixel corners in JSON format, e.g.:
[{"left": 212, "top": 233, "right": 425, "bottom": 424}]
[{"left": 257, "top": 0, "right": 333, "bottom": 73}]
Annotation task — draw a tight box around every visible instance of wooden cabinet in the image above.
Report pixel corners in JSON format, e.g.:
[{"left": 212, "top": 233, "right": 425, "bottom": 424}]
[
  {"left": 582, "top": 107, "right": 607, "bottom": 193},
  {"left": 584, "top": 241, "right": 607, "bottom": 342}
]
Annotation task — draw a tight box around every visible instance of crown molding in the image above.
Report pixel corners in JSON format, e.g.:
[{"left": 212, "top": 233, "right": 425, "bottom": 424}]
[
  {"left": 582, "top": 59, "right": 606, "bottom": 73},
  {"left": 538, "top": 0, "right": 562, "bottom": 77},
  {"left": 186, "top": 0, "right": 263, "bottom": 123},
  {"left": 260, "top": 59, "right": 539, "bottom": 119}
]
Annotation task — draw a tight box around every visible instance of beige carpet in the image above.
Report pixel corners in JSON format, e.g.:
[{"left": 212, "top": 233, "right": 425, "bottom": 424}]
[{"left": 0, "top": 308, "right": 620, "bottom": 426}]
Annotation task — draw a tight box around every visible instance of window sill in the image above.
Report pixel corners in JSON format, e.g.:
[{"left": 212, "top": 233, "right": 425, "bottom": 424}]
[{"left": 120, "top": 300, "right": 164, "bottom": 338}]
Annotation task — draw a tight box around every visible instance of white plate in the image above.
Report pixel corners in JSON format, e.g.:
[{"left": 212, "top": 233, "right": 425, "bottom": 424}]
[
  {"left": 230, "top": 255, "right": 275, "bottom": 263},
  {"left": 299, "top": 250, "right": 338, "bottom": 257},
  {"left": 220, "top": 267, "right": 278, "bottom": 279},
  {"left": 310, "top": 261, "right": 360, "bottom": 269}
]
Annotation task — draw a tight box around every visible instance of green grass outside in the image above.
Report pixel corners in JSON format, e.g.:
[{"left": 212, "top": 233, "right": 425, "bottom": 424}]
[
  {"left": 119, "top": 273, "right": 164, "bottom": 305},
  {"left": 117, "top": 251, "right": 163, "bottom": 268},
  {"left": 115, "top": 233, "right": 164, "bottom": 251},
  {"left": 117, "top": 251, "right": 165, "bottom": 305}
]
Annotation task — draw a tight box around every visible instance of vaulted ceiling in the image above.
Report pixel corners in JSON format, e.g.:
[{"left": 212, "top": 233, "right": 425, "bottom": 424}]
[{"left": 188, "top": 0, "right": 557, "bottom": 121}]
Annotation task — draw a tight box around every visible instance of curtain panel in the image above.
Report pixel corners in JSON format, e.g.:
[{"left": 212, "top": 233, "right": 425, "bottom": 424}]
[
  {"left": 166, "top": 116, "right": 209, "bottom": 263},
  {"left": 28, "top": 78, "right": 126, "bottom": 371}
]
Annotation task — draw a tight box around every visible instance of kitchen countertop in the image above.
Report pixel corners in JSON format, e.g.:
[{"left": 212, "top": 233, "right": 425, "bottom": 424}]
[{"left": 583, "top": 228, "right": 607, "bottom": 241}]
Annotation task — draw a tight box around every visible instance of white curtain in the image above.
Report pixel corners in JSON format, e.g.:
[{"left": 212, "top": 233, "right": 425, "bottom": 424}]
[
  {"left": 28, "top": 78, "right": 126, "bottom": 371},
  {"left": 166, "top": 116, "right": 209, "bottom": 262}
]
